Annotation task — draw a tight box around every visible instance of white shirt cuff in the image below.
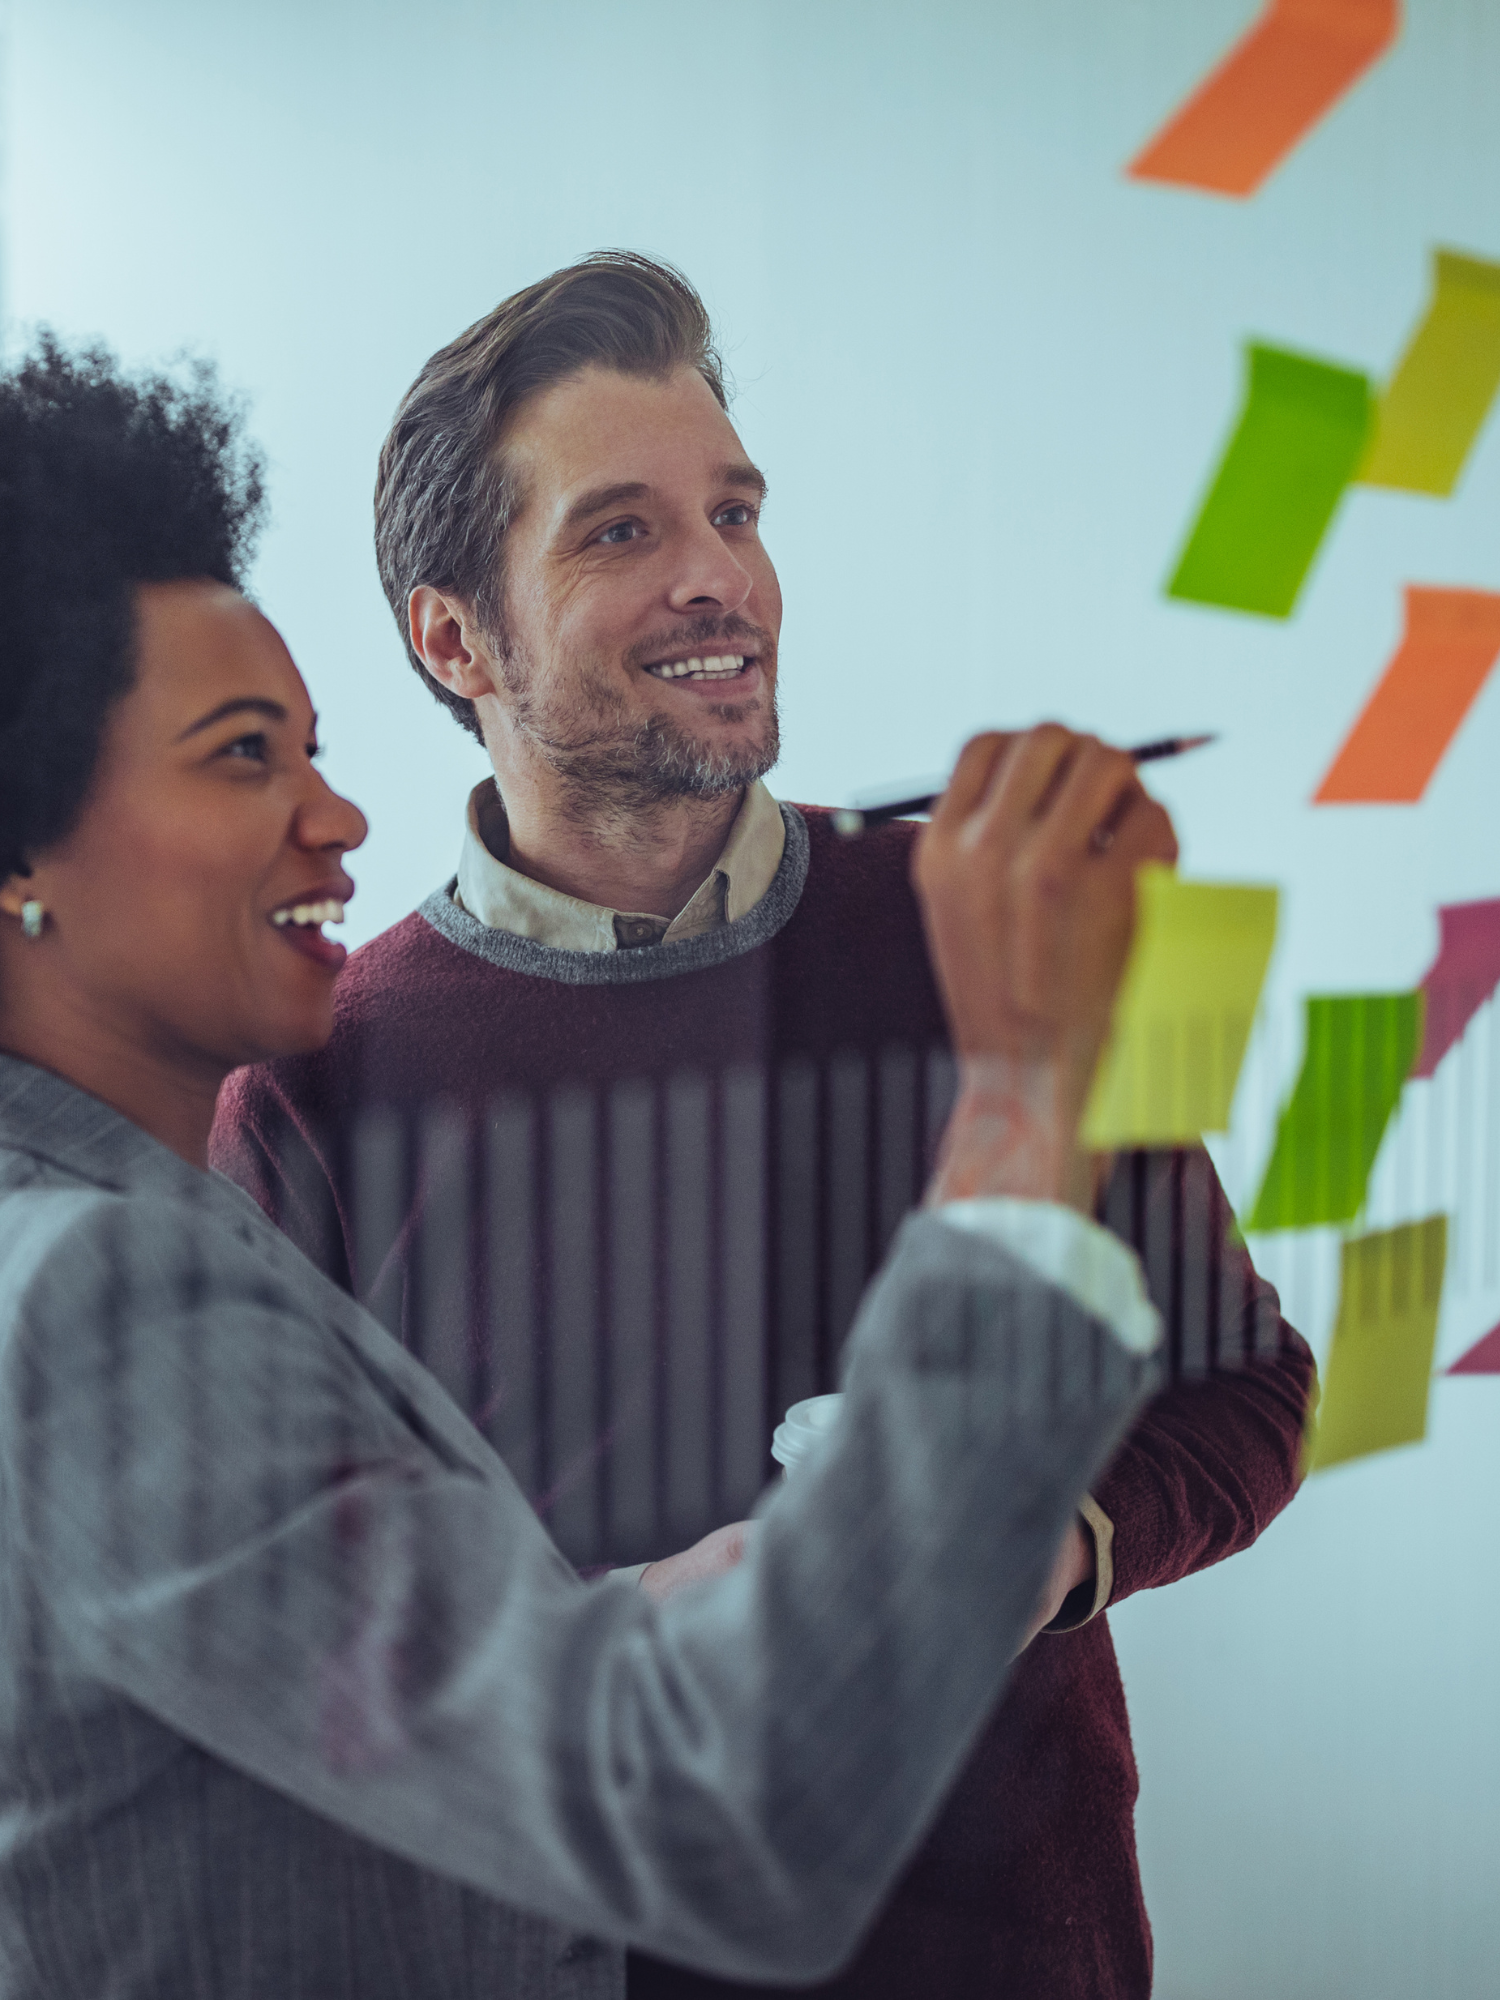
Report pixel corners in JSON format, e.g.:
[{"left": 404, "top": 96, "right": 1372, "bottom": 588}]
[{"left": 935, "top": 1199, "right": 1161, "bottom": 1356}]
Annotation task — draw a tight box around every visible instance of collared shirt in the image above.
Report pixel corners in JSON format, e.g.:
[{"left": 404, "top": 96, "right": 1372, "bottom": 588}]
[{"left": 454, "top": 778, "right": 787, "bottom": 952}]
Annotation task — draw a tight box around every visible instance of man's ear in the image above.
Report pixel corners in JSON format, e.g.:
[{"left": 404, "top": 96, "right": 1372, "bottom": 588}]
[{"left": 408, "top": 586, "right": 496, "bottom": 700}]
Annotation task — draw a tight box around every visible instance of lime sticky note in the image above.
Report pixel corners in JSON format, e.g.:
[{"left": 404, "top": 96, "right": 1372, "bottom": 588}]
[
  {"left": 1305, "top": 1215, "right": 1446, "bottom": 1474},
  {"left": 1247, "top": 992, "right": 1422, "bottom": 1231},
  {"left": 1360, "top": 249, "right": 1500, "bottom": 496},
  {"left": 1081, "top": 867, "right": 1279, "bottom": 1149},
  {"left": 1167, "top": 344, "right": 1373, "bottom": 618}
]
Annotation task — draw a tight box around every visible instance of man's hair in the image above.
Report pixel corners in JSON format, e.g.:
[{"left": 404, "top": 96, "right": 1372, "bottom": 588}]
[
  {"left": 0, "top": 335, "right": 265, "bottom": 883},
  {"left": 374, "top": 251, "right": 727, "bottom": 742}
]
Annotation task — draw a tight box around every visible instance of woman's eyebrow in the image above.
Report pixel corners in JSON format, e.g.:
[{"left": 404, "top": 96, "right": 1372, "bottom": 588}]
[{"left": 175, "top": 697, "right": 289, "bottom": 743}]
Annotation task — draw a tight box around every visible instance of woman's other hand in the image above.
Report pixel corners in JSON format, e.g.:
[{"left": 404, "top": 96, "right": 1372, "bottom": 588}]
[{"left": 638, "top": 1521, "right": 755, "bottom": 1605}]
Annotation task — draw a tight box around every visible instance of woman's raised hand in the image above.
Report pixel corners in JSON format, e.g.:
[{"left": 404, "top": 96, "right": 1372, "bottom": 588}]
[{"left": 912, "top": 726, "right": 1178, "bottom": 1205}]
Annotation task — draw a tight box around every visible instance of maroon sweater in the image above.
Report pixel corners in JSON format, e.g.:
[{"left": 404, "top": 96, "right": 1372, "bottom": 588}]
[{"left": 212, "top": 805, "right": 1314, "bottom": 1999}]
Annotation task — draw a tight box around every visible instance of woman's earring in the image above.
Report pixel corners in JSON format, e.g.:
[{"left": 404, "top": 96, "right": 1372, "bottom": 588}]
[{"left": 20, "top": 900, "right": 45, "bottom": 940}]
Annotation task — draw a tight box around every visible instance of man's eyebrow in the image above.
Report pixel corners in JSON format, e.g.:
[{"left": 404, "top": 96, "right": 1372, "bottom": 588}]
[
  {"left": 717, "top": 460, "right": 768, "bottom": 499},
  {"left": 559, "top": 482, "right": 652, "bottom": 536},
  {"left": 175, "top": 697, "right": 290, "bottom": 742},
  {"left": 559, "top": 462, "right": 769, "bottom": 539}
]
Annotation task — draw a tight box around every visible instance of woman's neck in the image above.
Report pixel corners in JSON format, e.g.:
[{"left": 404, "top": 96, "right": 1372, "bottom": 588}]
[{"left": 0, "top": 986, "right": 224, "bottom": 1167}]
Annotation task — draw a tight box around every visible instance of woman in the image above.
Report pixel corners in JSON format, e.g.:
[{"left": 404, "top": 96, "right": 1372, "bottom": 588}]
[{"left": 0, "top": 339, "right": 1169, "bottom": 1998}]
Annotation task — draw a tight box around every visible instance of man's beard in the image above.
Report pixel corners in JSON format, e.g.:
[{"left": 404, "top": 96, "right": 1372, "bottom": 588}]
[{"left": 496, "top": 624, "right": 780, "bottom": 816}]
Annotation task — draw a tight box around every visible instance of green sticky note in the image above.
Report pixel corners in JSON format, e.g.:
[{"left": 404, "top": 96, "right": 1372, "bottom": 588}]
[
  {"left": 1082, "top": 867, "right": 1279, "bottom": 1148},
  {"left": 1360, "top": 248, "right": 1500, "bottom": 497},
  {"left": 1167, "top": 343, "right": 1373, "bottom": 618},
  {"left": 1305, "top": 1216, "right": 1447, "bottom": 1474},
  {"left": 1246, "top": 992, "right": 1423, "bottom": 1232}
]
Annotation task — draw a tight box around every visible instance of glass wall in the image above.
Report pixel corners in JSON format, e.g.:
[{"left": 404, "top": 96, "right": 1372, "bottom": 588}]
[{"left": 5, "top": 3, "right": 1497, "bottom": 1990}]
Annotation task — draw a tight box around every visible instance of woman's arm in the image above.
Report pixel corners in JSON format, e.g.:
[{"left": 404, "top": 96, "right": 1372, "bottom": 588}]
[{"left": 4, "top": 1177, "right": 1155, "bottom": 1983}]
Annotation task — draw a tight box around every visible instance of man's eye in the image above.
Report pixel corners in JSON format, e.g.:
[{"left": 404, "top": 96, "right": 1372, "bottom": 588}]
[
  {"left": 714, "top": 503, "right": 755, "bottom": 528},
  {"left": 597, "top": 520, "right": 641, "bottom": 545},
  {"left": 222, "top": 732, "right": 270, "bottom": 763}
]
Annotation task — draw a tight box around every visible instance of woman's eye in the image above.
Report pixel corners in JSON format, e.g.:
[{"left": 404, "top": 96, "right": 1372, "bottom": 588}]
[{"left": 222, "top": 732, "right": 270, "bottom": 763}]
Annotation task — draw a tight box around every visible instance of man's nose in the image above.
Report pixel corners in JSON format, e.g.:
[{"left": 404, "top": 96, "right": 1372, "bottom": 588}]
[{"left": 666, "top": 520, "right": 754, "bottom": 617}]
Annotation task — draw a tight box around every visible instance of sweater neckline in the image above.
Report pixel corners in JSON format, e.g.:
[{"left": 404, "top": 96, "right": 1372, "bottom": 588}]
[{"left": 416, "top": 804, "right": 811, "bottom": 986}]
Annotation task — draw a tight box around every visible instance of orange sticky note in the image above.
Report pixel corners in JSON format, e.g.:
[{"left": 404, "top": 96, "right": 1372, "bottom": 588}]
[
  {"left": 1313, "top": 587, "right": 1500, "bottom": 804},
  {"left": 1127, "top": 0, "right": 1401, "bottom": 199}
]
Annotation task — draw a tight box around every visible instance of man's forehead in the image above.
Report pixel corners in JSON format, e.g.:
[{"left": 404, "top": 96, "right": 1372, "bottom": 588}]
[{"left": 503, "top": 365, "right": 756, "bottom": 518}]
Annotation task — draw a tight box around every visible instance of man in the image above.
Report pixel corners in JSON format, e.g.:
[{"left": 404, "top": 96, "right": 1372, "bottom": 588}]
[{"left": 213, "top": 254, "right": 1314, "bottom": 1998}]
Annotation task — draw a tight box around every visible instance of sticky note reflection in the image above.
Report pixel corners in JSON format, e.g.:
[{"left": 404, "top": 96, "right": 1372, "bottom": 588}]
[
  {"left": 1127, "top": 0, "right": 1400, "bottom": 199},
  {"left": 1411, "top": 898, "right": 1500, "bottom": 1077},
  {"left": 1167, "top": 345, "right": 1372, "bottom": 618},
  {"left": 1082, "top": 868, "right": 1279, "bottom": 1148},
  {"left": 1304, "top": 1215, "right": 1446, "bottom": 1473},
  {"left": 1360, "top": 250, "right": 1500, "bottom": 496},
  {"left": 1313, "top": 587, "right": 1500, "bottom": 803},
  {"left": 1247, "top": 992, "right": 1421, "bottom": 1231}
]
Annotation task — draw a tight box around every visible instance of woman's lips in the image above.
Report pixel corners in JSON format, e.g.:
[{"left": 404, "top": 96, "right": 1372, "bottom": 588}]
[
  {"left": 275, "top": 922, "right": 347, "bottom": 970},
  {"left": 269, "top": 894, "right": 349, "bottom": 971}
]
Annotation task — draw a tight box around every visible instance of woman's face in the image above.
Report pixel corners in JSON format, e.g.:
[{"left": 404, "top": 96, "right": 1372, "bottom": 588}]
[{"left": 20, "top": 580, "right": 368, "bottom": 1072}]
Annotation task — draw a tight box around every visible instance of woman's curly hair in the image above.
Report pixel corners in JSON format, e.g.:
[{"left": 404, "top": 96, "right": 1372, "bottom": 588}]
[{"left": 0, "top": 335, "right": 266, "bottom": 881}]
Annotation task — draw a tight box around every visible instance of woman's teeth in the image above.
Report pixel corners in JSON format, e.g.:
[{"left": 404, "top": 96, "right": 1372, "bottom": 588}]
[
  {"left": 645, "top": 654, "right": 747, "bottom": 681},
  {"left": 272, "top": 899, "right": 345, "bottom": 929}
]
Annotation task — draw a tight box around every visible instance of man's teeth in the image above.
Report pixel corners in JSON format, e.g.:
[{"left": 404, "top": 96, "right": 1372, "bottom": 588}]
[
  {"left": 271, "top": 899, "right": 345, "bottom": 929},
  {"left": 645, "top": 654, "right": 747, "bottom": 681}
]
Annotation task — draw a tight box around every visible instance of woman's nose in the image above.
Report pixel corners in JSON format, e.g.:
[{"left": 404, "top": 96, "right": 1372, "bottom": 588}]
[{"left": 299, "top": 770, "right": 369, "bottom": 854}]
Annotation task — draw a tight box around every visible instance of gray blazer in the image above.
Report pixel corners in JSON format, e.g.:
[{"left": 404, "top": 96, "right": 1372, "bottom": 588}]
[{"left": 0, "top": 1052, "right": 1157, "bottom": 1998}]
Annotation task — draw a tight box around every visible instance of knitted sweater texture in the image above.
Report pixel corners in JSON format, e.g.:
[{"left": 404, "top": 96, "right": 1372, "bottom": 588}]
[{"left": 212, "top": 806, "right": 1314, "bottom": 2000}]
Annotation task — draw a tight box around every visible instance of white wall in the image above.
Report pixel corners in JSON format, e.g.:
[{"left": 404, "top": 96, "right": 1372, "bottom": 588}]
[{"left": 5, "top": 2, "right": 1499, "bottom": 1991}]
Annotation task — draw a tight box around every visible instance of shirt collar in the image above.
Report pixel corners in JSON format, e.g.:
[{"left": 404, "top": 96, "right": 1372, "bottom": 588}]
[{"left": 454, "top": 778, "right": 786, "bottom": 952}]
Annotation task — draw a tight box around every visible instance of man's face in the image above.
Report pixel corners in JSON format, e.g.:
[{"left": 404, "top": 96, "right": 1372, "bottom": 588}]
[{"left": 474, "top": 363, "right": 782, "bottom": 806}]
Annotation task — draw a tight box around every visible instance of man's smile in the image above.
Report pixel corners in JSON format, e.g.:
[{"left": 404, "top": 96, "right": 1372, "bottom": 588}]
[{"left": 643, "top": 653, "right": 752, "bottom": 683}]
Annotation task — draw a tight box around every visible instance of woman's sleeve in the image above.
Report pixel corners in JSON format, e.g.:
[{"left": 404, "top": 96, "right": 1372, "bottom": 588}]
[{"left": 3, "top": 1188, "right": 1156, "bottom": 1984}]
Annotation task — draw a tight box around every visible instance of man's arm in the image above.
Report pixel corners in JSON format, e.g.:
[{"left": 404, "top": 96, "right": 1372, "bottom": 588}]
[
  {"left": 213, "top": 1060, "right": 356, "bottom": 1290},
  {"left": 1085, "top": 1144, "right": 1314, "bottom": 1607},
  {"left": 1029, "top": 1144, "right": 1315, "bottom": 1635}
]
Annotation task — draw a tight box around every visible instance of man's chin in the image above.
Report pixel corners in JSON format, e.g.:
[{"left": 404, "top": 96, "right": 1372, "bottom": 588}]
[{"left": 626, "top": 708, "right": 780, "bottom": 799}]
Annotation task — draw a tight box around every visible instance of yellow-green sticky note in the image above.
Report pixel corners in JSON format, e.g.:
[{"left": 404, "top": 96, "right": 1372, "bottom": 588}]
[
  {"left": 1081, "top": 867, "right": 1279, "bottom": 1149},
  {"left": 1246, "top": 992, "right": 1423, "bottom": 1231},
  {"left": 1305, "top": 1215, "right": 1447, "bottom": 1475},
  {"left": 1360, "top": 249, "right": 1500, "bottom": 497},
  {"left": 1167, "top": 343, "right": 1373, "bottom": 619}
]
